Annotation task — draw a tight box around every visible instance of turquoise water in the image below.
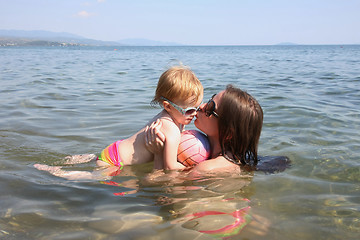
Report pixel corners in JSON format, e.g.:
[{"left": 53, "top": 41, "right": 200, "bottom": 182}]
[{"left": 0, "top": 45, "right": 359, "bottom": 239}]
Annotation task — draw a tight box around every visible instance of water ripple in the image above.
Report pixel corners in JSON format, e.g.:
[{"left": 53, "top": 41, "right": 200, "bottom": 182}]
[{"left": 1, "top": 45, "right": 360, "bottom": 239}]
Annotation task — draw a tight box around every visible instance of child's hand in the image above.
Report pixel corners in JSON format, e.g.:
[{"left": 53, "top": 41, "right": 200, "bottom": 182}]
[{"left": 145, "top": 119, "right": 165, "bottom": 153}]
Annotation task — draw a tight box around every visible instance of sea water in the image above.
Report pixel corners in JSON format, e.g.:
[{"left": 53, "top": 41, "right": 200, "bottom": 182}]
[{"left": 0, "top": 45, "right": 359, "bottom": 239}]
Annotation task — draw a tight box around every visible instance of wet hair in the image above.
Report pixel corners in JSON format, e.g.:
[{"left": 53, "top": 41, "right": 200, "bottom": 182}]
[
  {"left": 217, "top": 85, "right": 263, "bottom": 166},
  {"left": 151, "top": 66, "right": 203, "bottom": 106}
]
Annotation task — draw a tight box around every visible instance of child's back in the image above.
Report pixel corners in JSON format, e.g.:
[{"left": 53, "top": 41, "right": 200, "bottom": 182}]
[{"left": 97, "top": 111, "right": 171, "bottom": 167}]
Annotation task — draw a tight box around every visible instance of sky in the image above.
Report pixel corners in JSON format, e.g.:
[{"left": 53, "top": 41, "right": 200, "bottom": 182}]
[{"left": 0, "top": 0, "right": 359, "bottom": 45}]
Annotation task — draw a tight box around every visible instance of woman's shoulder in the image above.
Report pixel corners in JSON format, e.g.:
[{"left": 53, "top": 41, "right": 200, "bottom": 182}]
[{"left": 193, "top": 155, "right": 240, "bottom": 174}]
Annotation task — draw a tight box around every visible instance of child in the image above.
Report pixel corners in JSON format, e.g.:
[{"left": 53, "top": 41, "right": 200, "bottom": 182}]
[{"left": 35, "top": 66, "right": 203, "bottom": 179}]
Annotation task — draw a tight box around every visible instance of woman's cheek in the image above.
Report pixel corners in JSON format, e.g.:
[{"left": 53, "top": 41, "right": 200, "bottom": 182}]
[{"left": 194, "top": 116, "right": 206, "bottom": 133}]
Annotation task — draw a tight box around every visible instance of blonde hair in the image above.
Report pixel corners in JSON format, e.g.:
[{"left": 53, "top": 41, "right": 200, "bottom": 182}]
[{"left": 152, "top": 66, "right": 203, "bottom": 106}]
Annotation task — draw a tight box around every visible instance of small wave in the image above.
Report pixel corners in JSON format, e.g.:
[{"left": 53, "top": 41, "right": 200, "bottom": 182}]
[{"left": 20, "top": 99, "right": 54, "bottom": 109}]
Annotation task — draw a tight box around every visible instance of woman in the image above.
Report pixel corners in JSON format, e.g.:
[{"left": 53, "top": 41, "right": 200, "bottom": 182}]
[
  {"left": 145, "top": 85, "right": 270, "bottom": 238},
  {"left": 145, "top": 84, "right": 264, "bottom": 174}
]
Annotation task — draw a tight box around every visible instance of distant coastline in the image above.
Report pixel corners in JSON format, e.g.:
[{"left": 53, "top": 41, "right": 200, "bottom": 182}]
[
  {"left": 0, "top": 30, "right": 358, "bottom": 47},
  {"left": 0, "top": 30, "right": 180, "bottom": 47},
  {"left": 0, "top": 37, "right": 85, "bottom": 47}
]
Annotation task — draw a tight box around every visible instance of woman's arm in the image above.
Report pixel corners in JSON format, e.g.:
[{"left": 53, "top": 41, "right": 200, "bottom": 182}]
[
  {"left": 145, "top": 119, "right": 165, "bottom": 153},
  {"left": 144, "top": 120, "right": 166, "bottom": 170}
]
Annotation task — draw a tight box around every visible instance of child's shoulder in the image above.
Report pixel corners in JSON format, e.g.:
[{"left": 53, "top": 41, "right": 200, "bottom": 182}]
[
  {"left": 158, "top": 118, "right": 181, "bottom": 137},
  {"left": 155, "top": 110, "right": 175, "bottom": 125},
  {"left": 159, "top": 117, "right": 179, "bottom": 131},
  {"left": 147, "top": 110, "right": 181, "bottom": 137}
]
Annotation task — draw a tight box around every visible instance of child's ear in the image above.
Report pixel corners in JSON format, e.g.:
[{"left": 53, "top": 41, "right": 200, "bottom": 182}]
[{"left": 162, "top": 101, "right": 172, "bottom": 112}]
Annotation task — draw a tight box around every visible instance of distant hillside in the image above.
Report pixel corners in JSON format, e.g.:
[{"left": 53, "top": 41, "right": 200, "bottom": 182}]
[
  {"left": 0, "top": 29, "right": 85, "bottom": 39},
  {"left": 0, "top": 29, "right": 120, "bottom": 46},
  {"left": 0, "top": 29, "right": 183, "bottom": 47}
]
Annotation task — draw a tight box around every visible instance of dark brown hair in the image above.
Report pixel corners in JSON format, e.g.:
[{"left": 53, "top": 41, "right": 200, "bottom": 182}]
[{"left": 217, "top": 85, "right": 263, "bottom": 165}]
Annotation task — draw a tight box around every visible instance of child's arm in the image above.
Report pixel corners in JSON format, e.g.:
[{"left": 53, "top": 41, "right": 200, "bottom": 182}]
[{"left": 161, "top": 122, "right": 185, "bottom": 170}]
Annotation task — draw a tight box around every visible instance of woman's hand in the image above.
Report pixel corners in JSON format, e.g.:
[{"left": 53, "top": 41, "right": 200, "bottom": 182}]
[{"left": 145, "top": 119, "right": 166, "bottom": 154}]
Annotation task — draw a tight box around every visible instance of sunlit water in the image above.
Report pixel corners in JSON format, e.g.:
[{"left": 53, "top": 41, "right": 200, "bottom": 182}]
[{"left": 0, "top": 45, "right": 359, "bottom": 239}]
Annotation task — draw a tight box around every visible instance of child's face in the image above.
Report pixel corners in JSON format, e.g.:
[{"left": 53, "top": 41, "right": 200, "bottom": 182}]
[{"left": 170, "top": 94, "right": 203, "bottom": 126}]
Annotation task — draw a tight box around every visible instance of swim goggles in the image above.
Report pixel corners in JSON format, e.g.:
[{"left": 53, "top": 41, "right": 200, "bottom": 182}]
[
  {"left": 160, "top": 97, "right": 198, "bottom": 116},
  {"left": 204, "top": 94, "right": 219, "bottom": 118}
]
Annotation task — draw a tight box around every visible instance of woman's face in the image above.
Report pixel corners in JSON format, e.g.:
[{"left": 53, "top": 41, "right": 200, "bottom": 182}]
[{"left": 194, "top": 90, "right": 224, "bottom": 137}]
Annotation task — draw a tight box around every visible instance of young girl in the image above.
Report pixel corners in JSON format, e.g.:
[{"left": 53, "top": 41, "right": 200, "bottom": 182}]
[{"left": 35, "top": 66, "right": 203, "bottom": 179}]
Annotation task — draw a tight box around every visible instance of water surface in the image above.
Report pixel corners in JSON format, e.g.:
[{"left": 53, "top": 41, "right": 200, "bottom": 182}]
[{"left": 0, "top": 45, "right": 359, "bottom": 239}]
